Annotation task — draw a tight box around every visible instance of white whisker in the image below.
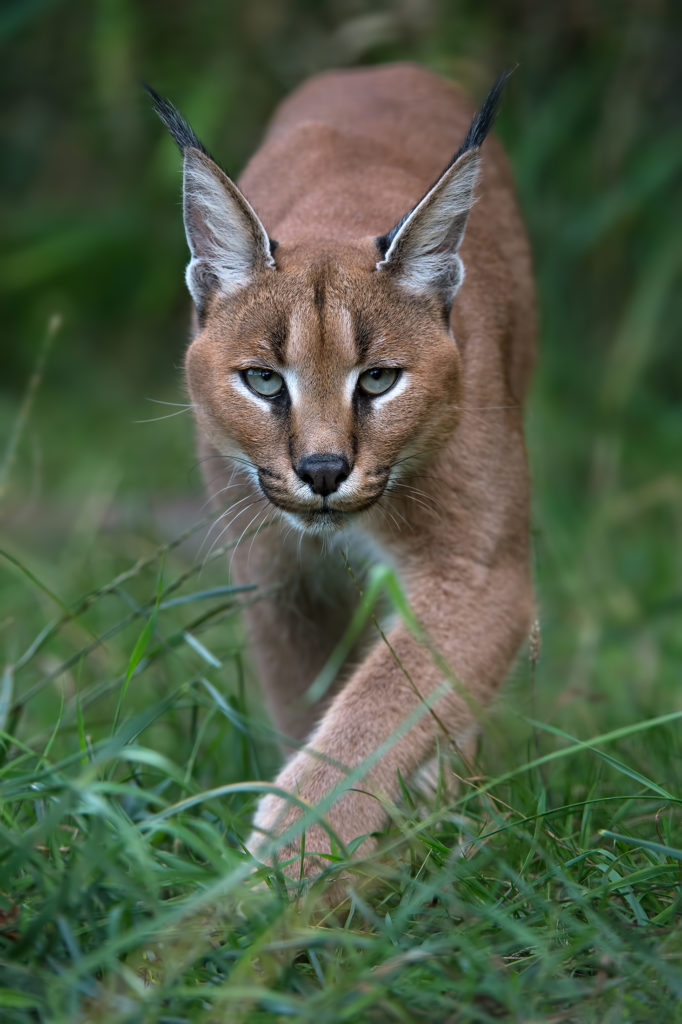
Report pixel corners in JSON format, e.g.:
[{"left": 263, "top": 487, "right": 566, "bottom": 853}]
[
  {"left": 200, "top": 481, "right": 248, "bottom": 514},
  {"left": 145, "top": 398, "right": 196, "bottom": 408},
  {"left": 375, "top": 498, "right": 406, "bottom": 534},
  {"left": 133, "top": 407, "right": 193, "bottom": 423},
  {"left": 198, "top": 493, "right": 256, "bottom": 561},
  {"left": 245, "top": 506, "right": 275, "bottom": 569},
  {"left": 388, "top": 480, "right": 443, "bottom": 517},
  {"left": 229, "top": 502, "right": 270, "bottom": 575},
  {"left": 201, "top": 498, "right": 266, "bottom": 574}
]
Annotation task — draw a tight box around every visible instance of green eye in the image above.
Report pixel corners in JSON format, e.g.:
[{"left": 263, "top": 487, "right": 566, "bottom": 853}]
[
  {"left": 244, "top": 368, "right": 284, "bottom": 397},
  {"left": 358, "top": 367, "right": 400, "bottom": 396}
]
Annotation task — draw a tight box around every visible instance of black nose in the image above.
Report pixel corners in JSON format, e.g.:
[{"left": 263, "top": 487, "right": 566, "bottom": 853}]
[{"left": 296, "top": 454, "right": 350, "bottom": 497}]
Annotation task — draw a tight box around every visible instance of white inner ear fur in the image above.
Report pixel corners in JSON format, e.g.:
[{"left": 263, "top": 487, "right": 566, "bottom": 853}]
[
  {"left": 183, "top": 148, "right": 274, "bottom": 306},
  {"left": 377, "top": 149, "right": 480, "bottom": 301}
]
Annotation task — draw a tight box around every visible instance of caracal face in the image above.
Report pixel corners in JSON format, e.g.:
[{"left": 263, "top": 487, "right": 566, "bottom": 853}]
[{"left": 185, "top": 251, "right": 461, "bottom": 534}]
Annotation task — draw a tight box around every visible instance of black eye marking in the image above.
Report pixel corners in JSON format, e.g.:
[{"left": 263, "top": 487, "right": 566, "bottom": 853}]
[
  {"left": 313, "top": 274, "right": 325, "bottom": 314},
  {"left": 353, "top": 311, "right": 372, "bottom": 362},
  {"left": 269, "top": 319, "right": 288, "bottom": 362}
]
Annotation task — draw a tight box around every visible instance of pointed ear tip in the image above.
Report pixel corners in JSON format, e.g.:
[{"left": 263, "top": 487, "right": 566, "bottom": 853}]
[
  {"left": 183, "top": 146, "right": 217, "bottom": 171},
  {"left": 457, "top": 146, "right": 482, "bottom": 166},
  {"left": 445, "top": 146, "right": 481, "bottom": 185}
]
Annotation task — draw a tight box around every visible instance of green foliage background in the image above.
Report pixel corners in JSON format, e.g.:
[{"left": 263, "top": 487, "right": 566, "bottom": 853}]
[
  {"left": 2, "top": 0, "right": 680, "bottom": 723},
  {"left": 2, "top": 0, "right": 681, "bottom": 502},
  {"left": 0, "top": 1, "right": 680, "bottom": 1021}
]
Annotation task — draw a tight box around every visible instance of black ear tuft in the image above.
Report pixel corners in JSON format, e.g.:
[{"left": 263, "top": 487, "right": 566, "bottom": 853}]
[
  {"left": 451, "top": 68, "right": 514, "bottom": 163},
  {"left": 376, "top": 69, "right": 515, "bottom": 259},
  {"left": 143, "top": 82, "right": 212, "bottom": 158}
]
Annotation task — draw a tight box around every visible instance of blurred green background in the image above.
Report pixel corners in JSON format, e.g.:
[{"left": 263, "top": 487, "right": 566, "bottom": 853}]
[
  {"left": 1, "top": 0, "right": 681, "bottom": 712},
  {"left": 2, "top": 7, "right": 681, "bottom": 1013}
]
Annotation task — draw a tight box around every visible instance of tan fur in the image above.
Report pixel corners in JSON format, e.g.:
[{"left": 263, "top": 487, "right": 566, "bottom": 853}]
[{"left": 178, "top": 64, "right": 536, "bottom": 890}]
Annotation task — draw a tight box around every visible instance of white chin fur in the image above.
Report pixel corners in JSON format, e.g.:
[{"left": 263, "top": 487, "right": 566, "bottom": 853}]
[{"left": 282, "top": 509, "right": 346, "bottom": 536}]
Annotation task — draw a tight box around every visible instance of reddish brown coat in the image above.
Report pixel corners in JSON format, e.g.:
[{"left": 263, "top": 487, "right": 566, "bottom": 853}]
[{"left": 177, "top": 64, "right": 536, "bottom": 896}]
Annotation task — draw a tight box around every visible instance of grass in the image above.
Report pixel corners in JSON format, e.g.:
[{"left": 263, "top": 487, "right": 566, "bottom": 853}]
[
  {"left": 2, "top": 2, "right": 681, "bottom": 1020},
  {"left": 0, "top": 340, "right": 680, "bottom": 1021}
]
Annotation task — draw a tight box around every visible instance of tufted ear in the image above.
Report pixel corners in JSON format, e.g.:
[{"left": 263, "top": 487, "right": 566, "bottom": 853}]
[
  {"left": 376, "top": 148, "right": 479, "bottom": 305},
  {"left": 146, "top": 85, "right": 275, "bottom": 316},
  {"left": 181, "top": 148, "right": 274, "bottom": 312},
  {"left": 376, "top": 72, "right": 511, "bottom": 308}
]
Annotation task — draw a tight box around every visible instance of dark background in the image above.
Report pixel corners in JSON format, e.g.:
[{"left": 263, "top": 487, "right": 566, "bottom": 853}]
[{"left": 2, "top": 0, "right": 681, "bottom": 714}]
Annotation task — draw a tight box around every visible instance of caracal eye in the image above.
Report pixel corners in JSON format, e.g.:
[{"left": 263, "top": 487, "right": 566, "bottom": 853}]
[
  {"left": 357, "top": 367, "right": 400, "bottom": 396},
  {"left": 244, "top": 368, "right": 284, "bottom": 397}
]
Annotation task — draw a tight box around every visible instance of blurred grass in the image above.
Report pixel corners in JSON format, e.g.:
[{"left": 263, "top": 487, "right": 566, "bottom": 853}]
[{"left": 1, "top": 0, "right": 681, "bottom": 1020}]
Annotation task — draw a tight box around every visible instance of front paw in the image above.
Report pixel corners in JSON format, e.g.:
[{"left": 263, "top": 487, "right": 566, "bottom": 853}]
[
  {"left": 247, "top": 789, "right": 339, "bottom": 885},
  {"left": 246, "top": 756, "right": 378, "bottom": 894}
]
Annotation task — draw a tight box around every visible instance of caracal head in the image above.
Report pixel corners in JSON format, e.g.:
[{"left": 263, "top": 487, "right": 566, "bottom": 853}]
[{"left": 148, "top": 78, "right": 506, "bottom": 533}]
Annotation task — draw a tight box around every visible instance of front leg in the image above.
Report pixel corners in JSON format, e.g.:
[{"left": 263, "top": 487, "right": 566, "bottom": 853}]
[
  {"left": 199, "top": 441, "right": 362, "bottom": 744},
  {"left": 248, "top": 553, "right": 533, "bottom": 886},
  {"left": 231, "top": 525, "right": 362, "bottom": 745}
]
